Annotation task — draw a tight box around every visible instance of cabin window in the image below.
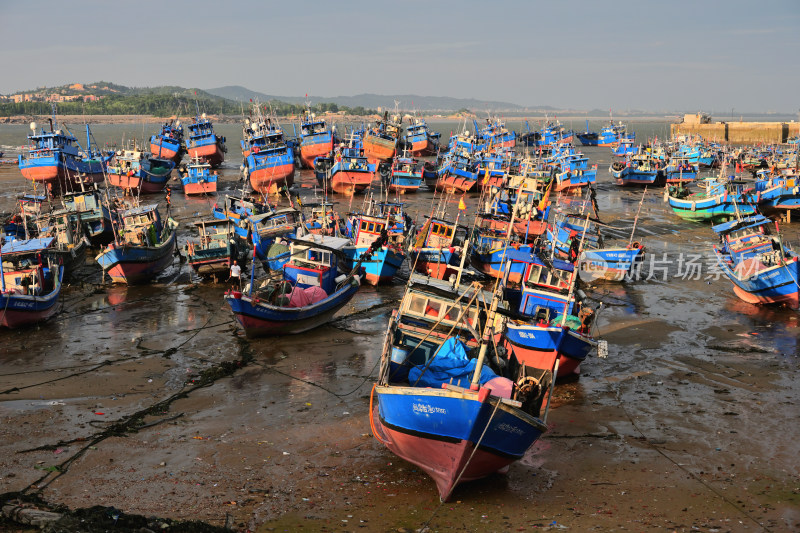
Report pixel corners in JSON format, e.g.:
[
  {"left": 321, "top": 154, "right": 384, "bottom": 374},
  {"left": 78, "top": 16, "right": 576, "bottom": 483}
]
[
  {"left": 368, "top": 222, "right": 376, "bottom": 233},
  {"left": 526, "top": 265, "right": 543, "bottom": 285},
  {"left": 361, "top": 221, "right": 368, "bottom": 231},
  {"left": 408, "top": 295, "right": 426, "bottom": 315},
  {"left": 446, "top": 227, "right": 453, "bottom": 238},
  {"left": 424, "top": 301, "right": 442, "bottom": 318},
  {"left": 432, "top": 223, "right": 441, "bottom": 235}
]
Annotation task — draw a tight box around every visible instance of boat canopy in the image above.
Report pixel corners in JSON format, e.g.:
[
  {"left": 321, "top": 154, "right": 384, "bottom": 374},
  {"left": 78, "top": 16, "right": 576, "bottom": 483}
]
[
  {"left": 712, "top": 214, "right": 771, "bottom": 235},
  {"left": 1, "top": 237, "right": 55, "bottom": 254}
]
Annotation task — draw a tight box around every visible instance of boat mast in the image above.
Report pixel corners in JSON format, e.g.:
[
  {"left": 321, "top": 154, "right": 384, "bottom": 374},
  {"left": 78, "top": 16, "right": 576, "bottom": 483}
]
[{"left": 628, "top": 186, "right": 648, "bottom": 247}]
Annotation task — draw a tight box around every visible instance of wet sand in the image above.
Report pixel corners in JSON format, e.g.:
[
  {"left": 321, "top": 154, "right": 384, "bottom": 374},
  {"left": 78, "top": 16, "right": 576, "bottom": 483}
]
[{"left": 1, "top": 146, "right": 799, "bottom": 532}]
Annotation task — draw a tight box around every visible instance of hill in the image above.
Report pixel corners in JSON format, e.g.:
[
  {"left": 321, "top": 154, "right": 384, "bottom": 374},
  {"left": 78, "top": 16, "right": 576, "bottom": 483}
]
[{"left": 205, "top": 86, "right": 530, "bottom": 112}]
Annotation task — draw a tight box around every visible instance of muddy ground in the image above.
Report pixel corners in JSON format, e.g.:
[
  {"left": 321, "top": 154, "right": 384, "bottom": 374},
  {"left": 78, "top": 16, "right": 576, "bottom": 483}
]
[{"left": 1, "top": 145, "right": 799, "bottom": 532}]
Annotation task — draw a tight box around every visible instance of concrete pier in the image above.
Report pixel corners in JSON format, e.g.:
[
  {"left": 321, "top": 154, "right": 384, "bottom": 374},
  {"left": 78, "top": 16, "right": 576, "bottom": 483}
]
[{"left": 670, "top": 114, "right": 798, "bottom": 144}]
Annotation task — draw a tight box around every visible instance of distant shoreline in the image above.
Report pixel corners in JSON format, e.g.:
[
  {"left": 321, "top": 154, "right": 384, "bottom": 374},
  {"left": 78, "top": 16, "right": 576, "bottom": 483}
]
[{"left": 0, "top": 113, "right": 684, "bottom": 126}]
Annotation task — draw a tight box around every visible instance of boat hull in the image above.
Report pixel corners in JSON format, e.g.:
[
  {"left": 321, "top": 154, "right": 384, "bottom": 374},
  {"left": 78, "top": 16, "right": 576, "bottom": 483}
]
[
  {"left": 95, "top": 231, "right": 177, "bottom": 284},
  {"left": 225, "top": 280, "right": 360, "bottom": 337},
  {"left": 371, "top": 385, "right": 547, "bottom": 501},
  {"left": 188, "top": 141, "right": 225, "bottom": 168},
  {"left": 0, "top": 267, "right": 64, "bottom": 328},
  {"left": 249, "top": 163, "right": 295, "bottom": 193}
]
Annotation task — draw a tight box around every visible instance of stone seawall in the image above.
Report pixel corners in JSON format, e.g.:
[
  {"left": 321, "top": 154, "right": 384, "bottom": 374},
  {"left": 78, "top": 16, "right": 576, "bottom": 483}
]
[{"left": 671, "top": 121, "right": 798, "bottom": 144}]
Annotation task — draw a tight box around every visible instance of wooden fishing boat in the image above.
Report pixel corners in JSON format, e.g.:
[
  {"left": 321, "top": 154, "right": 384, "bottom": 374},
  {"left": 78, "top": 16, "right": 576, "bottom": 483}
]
[
  {"left": 0, "top": 254, "right": 64, "bottom": 328},
  {"left": 344, "top": 210, "right": 406, "bottom": 285},
  {"left": 94, "top": 204, "right": 178, "bottom": 284},
  {"left": 61, "top": 189, "right": 116, "bottom": 246},
  {"left": 371, "top": 273, "right": 552, "bottom": 501},
  {"left": 712, "top": 214, "right": 800, "bottom": 308},
  {"left": 187, "top": 113, "right": 226, "bottom": 168},
  {"left": 185, "top": 219, "right": 249, "bottom": 281},
  {"left": 179, "top": 158, "right": 217, "bottom": 195},
  {"left": 298, "top": 111, "right": 335, "bottom": 168},
  {"left": 149, "top": 119, "right": 186, "bottom": 163},
  {"left": 18, "top": 116, "right": 112, "bottom": 193},
  {"left": 241, "top": 116, "right": 295, "bottom": 193},
  {"left": 385, "top": 155, "right": 423, "bottom": 193},
  {"left": 404, "top": 118, "right": 440, "bottom": 156},
  {"left": 362, "top": 112, "right": 401, "bottom": 162},
  {"left": 35, "top": 211, "right": 89, "bottom": 278},
  {"left": 409, "top": 216, "right": 468, "bottom": 280},
  {"left": 665, "top": 177, "right": 757, "bottom": 222},
  {"left": 224, "top": 234, "right": 361, "bottom": 337},
  {"left": 610, "top": 154, "right": 664, "bottom": 186},
  {"left": 107, "top": 146, "right": 176, "bottom": 194},
  {"left": 499, "top": 251, "right": 599, "bottom": 377},
  {"left": 316, "top": 146, "right": 375, "bottom": 196},
  {"left": 547, "top": 212, "right": 645, "bottom": 282}
]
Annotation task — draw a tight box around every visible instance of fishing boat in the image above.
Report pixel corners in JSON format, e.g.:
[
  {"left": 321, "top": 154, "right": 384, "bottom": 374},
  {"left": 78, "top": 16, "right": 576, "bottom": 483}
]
[
  {"left": 554, "top": 164, "right": 597, "bottom": 192},
  {"left": 408, "top": 216, "right": 468, "bottom": 280},
  {"left": 344, "top": 209, "right": 407, "bottom": 285},
  {"left": 548, "top": 211, "right": 645, "bottom": 282},
  {"left": 298, "top": 111, "right": 336, "bottom": 168},
  {"left": 610, "top": 153, "right": 664, "bottom": 186},
  {"left": 663, "top": 157, "right": 699, "bottom": 184},
  {"left": 315, "top": 146, "right": 375, "bottom": 196},
  {"left": 436, "top": 150, "right": 478, "bottom": 193},
  {"left": 224, "top": 234, "right": 361, "bottom": 337},
  {"left": 751, "top": 174, "right": 800, "bottom": 215},
  {"left": 241, "top": 116, "right": 295, "bottom": 193},
  {"left": 187, "top": 113, "right": 226, "bottom": 168},
  {"left": 35, "top": 211, "right": 89, "bottom": 278},
  {"left": 711, "top": 214, "right": 799, "bottom": 308},
  {"left": 665, "top": 177, "right": 757, "bottom": 222},
  {"left": 95, "top": 204, "right": 178, "bottom": 284},
  {"left": 18, "top": 116, "right": 111, "bottom": 193},
  {"left": 179, "top": 158, "right": 217, "bottom": 195},
  {"left": 404, "top": 117, "right": 440, "bottom": 156},
  {"left": 106, "top": 146, "right": 176, "bottom": 194},
  {"left": 184, "top": 219, "right": 249, "bottom": 281},
  {"left": 577, "top": 120, "right": 633, "bottom": 147},
  {"left": 499, "top": 250, "right": 600, "bottom": 377},
  {"left": 301, "top": 201, "right": 344, "bottom": 236},
  {"left": 61, "top": 189, "right": 116, "bottom": 246},
  {"left": 384, "top": 155, "right": 423, "bottom": 193},
  {"left": 370, "top": 273, "right": 552, "bottom": 501},
  {"left": 149, "top": 119, "right": 186, "bottom": 163},
  {"left": 0, "top": 251, "right": 64, "bottom": 328},
  {"left": 362, "top": 112, "right": 401, "bottom": 162}
]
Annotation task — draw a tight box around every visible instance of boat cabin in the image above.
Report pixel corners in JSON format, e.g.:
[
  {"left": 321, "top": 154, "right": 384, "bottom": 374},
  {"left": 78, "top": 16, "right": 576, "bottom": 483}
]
[
  {"left": 249, "top": 208, "right": 300, "bottom": 240},
  {"left": 517, "top": 258, "right": 575, "bottom": 319},
  {"left": 283, "top": 234, "right": 351, "bottom": 294},
  {"left": 118, "top": 205, "right": 163, "bottom": 247}
]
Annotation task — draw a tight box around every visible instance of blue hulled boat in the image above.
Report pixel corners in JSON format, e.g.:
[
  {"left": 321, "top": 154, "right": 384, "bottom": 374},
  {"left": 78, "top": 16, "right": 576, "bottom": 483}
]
[
  {"left": 18, "top": 117, "right": 112, "bottom": 192},
  {"left": 149, "top": 119, "right": 185, "bottom": 163},
  {"left": 187, "top": 113, "right": 226, "bottom": 168},
  {"left": 224, "top": 234, "right": 361, "bottom": 337},
  {"left": 0, "top": 251, "right": 64, "bottom": 328},
  {"left": 371, "top": 273, "right": 551, "bottom": 501},
  {"left": 94, "top": 204, "right": 178, "bottom": 284},
  {"left": 712, "top": 214, "right": 799, "bottom": 308}
]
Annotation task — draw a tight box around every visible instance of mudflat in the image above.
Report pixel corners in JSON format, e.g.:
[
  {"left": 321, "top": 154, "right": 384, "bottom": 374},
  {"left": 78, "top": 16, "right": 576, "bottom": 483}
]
[{"left": 1, "top": 145, "right": 799, "bottom": 532}]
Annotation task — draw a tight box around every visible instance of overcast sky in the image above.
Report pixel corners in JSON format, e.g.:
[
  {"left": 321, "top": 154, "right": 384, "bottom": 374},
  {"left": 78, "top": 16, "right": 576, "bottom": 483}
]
[{"left": 1, "top": 0, "right": 797, "bottom": 113}]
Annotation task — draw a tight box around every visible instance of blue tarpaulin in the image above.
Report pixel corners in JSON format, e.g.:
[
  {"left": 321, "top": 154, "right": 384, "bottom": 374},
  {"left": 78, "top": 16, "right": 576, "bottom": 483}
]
[{"left": 408, "top": 337, "right": 497, "bottom": 389}]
